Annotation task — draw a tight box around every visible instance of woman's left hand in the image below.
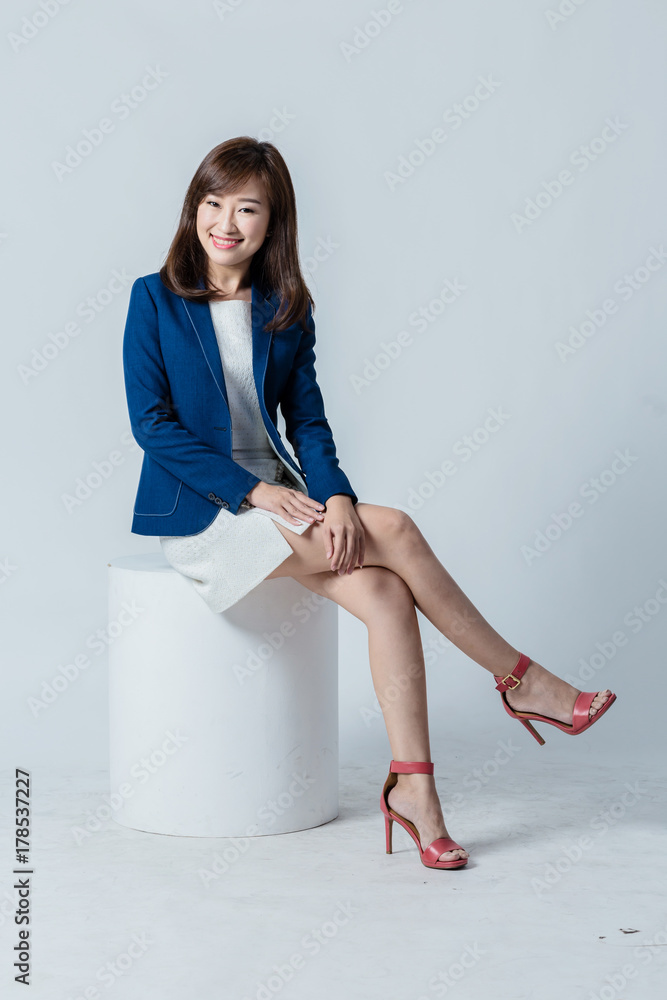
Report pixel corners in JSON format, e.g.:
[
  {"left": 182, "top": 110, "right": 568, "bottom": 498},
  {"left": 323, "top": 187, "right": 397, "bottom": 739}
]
[{"left": 322, "top": 495, "right": 365, "bottom": 575}]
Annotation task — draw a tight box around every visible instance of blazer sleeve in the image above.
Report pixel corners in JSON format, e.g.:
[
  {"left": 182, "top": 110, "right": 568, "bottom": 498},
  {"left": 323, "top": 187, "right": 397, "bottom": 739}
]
[
  {"left": 122, "top": 277, "right": 262, "bottom": 514},
  {"left": 280, "top": 302, "right": 358, "bottom": 508}
]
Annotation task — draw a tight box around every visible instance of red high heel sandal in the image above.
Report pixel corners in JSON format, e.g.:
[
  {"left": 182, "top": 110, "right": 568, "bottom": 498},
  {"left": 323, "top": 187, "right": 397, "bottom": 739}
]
[
  {"left": 380, "top": 760, "right": 468, "bottom": 870},
  {"left": 494, "top": 652, "right": 617, "bottom": 746}
]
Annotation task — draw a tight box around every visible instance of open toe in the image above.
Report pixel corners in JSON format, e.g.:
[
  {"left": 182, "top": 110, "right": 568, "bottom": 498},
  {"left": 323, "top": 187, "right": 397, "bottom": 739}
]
[
  {"left": 380, "top": 761, "right": 469, "bottom": 871},
  {"left": 494, "top": 654, "right": 617, "bottom": 745}
]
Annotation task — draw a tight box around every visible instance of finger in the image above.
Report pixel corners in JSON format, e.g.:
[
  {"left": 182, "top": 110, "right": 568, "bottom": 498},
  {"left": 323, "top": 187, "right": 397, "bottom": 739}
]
[
  {"left": 325, "top": 527, "right": 335, "bottom": 561},
  {"left": 330, "top": 530, "right": 346, "bottom": 572},
  {"left": 285, "top": 506, "right": 313, "bottom": 524},
  {"left": 335, "top": 533, "right": 351, "bottom": 576},
  {"left": 338, "top": 529, "right": 351, "bottom": 576},
  {"left": 283, "top": 493, "right": 324, "bottom": 520},
  {"left": 343, "top": 529, "right": 356, "bottom": 574},
  {"left": 282, "top": 504, "right": 308, "bottom": 524},
  {"left": 292, "top": 498, "right": 326, "bottom": 521},
  {"left": 289, "top": 491, "right": 324, "bottom": 512},
  {"left": 345, "top": 534, "right": 362, "bottom": 573},
  {"left": 329, "top": 532, "right": 348, "bottom": 574}
]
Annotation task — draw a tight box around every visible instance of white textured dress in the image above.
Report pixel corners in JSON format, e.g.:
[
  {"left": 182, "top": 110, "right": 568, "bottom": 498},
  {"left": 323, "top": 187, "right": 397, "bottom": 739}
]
[{"left": 159, "top": 299, "right": 313, "bottom": 614}]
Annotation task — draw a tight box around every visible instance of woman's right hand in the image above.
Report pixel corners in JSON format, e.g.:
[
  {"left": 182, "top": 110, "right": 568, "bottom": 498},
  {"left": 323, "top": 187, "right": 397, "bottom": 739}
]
[{"left": 244, "top": 482, "right": 326, "bottom": 526}]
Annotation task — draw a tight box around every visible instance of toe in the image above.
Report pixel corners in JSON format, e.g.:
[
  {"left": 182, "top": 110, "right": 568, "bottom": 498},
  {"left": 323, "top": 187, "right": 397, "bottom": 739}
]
[
  {"left": 589, "top": 689, "right": 611, "bottom": 717},
  {"left": 439, "top": 849, "right": 468, "bottom": 863}
]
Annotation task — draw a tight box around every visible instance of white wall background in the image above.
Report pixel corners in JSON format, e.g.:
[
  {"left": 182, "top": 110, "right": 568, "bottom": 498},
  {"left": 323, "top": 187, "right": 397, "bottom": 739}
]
[{"left": 2, "top": 0, "right": 665, "bottom": 771}]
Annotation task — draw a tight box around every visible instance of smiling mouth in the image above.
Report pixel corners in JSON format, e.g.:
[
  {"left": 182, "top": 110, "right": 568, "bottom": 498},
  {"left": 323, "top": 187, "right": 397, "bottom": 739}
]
[{"left": 211, "top": 235, "right": 242, "bottom": 248}]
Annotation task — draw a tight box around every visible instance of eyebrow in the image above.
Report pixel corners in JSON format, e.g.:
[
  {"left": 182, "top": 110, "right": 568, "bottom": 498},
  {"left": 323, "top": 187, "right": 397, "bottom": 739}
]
[{"left": 209, "top": 193, "right": 263, "bottom": 205}]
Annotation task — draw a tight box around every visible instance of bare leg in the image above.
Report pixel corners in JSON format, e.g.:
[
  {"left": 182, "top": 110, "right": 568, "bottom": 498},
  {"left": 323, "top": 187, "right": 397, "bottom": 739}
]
[
  {"left": 287, "top": 564, "right": 468, "bottom": 864},
  {"left": 267, "top": 503, "right": 611, "bottom": 724},
  {"left": 369, "top": 510, "right": 612, "bottom": 724}
]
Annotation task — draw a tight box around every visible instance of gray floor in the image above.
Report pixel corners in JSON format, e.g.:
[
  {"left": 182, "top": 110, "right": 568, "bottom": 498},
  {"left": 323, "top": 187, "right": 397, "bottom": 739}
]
[{"left": 1, "top": 742, "right": 664, "bottom": 999}]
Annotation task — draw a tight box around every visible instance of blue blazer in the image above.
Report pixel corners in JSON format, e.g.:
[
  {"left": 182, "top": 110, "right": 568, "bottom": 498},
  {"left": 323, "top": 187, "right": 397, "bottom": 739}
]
[{"left": 122, "top": 272, "right": 358, "bottom": 536}]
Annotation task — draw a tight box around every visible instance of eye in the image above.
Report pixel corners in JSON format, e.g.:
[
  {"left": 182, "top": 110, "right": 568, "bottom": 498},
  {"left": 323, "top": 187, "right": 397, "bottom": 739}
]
[{"left": 205, "top": 200, "right": 254, "bottom": 212}]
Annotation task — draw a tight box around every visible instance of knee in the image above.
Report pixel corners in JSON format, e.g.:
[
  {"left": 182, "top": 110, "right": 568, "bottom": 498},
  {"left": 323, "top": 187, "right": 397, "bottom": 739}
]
[{"left": 381, "top": 506, "right": 419, "bottom": 541}]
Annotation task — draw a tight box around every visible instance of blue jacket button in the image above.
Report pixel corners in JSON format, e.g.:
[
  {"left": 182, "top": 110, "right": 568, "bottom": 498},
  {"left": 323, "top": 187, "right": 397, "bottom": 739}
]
[
  {"left": 221, "top": 501, "right": 229, "bottom": 509},
  {"left": 208, "top": 492, "right": 215, "bottom": 500}
]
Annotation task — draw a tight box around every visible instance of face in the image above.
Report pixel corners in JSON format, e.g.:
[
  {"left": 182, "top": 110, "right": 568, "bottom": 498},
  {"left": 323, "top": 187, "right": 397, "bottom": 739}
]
[{"left": 196, "top": 175, "right": 271, "bottom": 282}]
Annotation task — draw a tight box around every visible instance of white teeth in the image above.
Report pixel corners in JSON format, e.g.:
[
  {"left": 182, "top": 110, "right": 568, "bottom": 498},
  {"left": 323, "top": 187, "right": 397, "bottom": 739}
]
[{"left": 212, "top": 236, "right": 240, "bottom": 246}]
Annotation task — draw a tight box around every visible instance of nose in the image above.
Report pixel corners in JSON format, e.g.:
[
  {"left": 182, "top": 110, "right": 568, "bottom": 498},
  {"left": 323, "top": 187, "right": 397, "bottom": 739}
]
[{"left": 219, "top": 211, "right": 239, "bottom": 234}]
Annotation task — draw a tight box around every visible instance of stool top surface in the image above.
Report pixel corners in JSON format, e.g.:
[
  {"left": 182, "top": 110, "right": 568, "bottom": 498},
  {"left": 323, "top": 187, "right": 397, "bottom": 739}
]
[{"left": 108, "top": 552, "right": 172, "bottom": 572}]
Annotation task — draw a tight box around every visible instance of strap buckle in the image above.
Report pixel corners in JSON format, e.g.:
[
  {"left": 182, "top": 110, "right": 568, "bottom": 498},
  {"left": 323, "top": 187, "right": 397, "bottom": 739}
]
[{"left": 501, "top": 672, "right": 521, "bottom": 690}]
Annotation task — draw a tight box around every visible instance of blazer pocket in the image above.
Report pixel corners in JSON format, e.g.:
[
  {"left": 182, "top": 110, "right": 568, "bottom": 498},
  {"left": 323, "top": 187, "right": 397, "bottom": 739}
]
[{"left": 133, "top": 455, "right": 183, "bottom": 516}]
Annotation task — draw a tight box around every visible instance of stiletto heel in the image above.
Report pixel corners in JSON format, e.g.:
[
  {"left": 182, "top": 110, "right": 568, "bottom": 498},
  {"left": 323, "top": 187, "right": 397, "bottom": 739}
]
[
  {"left": 379, "top": 760, "right": 468, "bottom": 870},
  {"left": 519, "top": 717, "right": 546, "bottom": 746},
  {"left": 494, "top": 652, "right": 617, "bottom": 742},
  {"left": 384, "top": 814, "right": 393, "bottom": 854}
]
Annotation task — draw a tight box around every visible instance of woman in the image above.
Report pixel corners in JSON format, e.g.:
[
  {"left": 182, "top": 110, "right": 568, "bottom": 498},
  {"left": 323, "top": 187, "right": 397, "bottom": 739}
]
[{"left": 122, "top": 136, "right": 616, "bottom": 872}]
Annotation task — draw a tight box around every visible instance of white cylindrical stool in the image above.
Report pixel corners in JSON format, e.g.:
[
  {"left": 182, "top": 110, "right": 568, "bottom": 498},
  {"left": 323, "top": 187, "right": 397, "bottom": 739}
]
[{"left": 107, "top": 552, "right": 338, "bottom": 838}]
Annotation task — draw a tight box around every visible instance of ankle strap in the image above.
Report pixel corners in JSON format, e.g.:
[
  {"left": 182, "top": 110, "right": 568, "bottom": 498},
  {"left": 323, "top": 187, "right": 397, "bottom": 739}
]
[
  {"left": 494, "top": 652, "right": 531, "bottom": 692},
  {"left": 390, "top": 760, "right": 434, "bottom": 775}
]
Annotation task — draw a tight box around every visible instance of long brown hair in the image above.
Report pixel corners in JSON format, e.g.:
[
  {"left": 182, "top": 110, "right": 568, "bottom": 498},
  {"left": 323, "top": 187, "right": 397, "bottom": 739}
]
[{"left": 159, "top": 136, "right": 313, "bottom": 332}]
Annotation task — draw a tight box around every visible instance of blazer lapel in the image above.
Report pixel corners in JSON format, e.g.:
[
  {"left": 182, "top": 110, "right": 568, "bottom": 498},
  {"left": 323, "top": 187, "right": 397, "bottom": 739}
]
[{"left": 179, "top": 274, "right": 275, "bottom": 408}]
